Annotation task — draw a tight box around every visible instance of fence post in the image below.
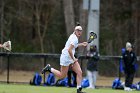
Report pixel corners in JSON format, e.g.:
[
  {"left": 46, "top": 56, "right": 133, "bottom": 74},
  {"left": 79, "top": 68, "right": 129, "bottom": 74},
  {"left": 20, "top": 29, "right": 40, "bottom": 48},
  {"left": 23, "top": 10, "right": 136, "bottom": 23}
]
[{"left": 7, "top": 54, "right": 10, "bottom": 84}]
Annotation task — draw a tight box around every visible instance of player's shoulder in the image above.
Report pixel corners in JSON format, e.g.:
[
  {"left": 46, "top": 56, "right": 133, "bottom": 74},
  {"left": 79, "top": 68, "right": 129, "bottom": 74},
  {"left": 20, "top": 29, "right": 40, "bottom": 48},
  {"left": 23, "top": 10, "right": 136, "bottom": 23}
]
[{"left": 69, "top": 33, "right": 77, "bottom": 40}]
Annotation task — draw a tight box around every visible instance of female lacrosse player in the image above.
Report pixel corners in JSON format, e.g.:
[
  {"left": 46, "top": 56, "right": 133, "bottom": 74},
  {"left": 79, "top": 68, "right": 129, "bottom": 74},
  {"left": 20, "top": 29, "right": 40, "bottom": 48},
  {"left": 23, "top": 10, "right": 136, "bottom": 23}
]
[{"left": 42, "top": 25, "right": 88, "bottom": 93}]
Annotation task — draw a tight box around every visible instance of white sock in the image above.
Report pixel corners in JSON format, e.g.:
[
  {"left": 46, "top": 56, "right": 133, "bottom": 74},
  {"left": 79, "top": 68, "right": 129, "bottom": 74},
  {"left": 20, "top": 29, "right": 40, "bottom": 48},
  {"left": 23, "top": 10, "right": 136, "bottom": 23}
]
[
  {"left": 50, "top": 68, "right": 54, "bottom": 72},
  {"left": 77, "top": 85, "right": 81, "bottom": 89}
]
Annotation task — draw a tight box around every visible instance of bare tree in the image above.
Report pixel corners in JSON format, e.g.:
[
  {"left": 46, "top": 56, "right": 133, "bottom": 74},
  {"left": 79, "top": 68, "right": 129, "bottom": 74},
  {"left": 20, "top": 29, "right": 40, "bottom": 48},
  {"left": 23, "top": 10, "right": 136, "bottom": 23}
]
[
  {"left": 78, "top": 0, "right": 88, "bottom": 55},
  {"left": 63, "top": 0, "right": 88, "bottom": 55},
  {"left": 24, "top": 0, "right": 55, "bottom": 53},
  {"left": 0, "top": 0, "right": 14, "bottom": 72},
  {"left": 131, "top": 0, "right": 140, "bottom": 55},
  {"left": 0, "top": 0, "right": 4, "bottom": 73},
  {"left": 63, "top": 0, "right": 75, "bottom": 37},
  {"left": 0, "top": 0, "right": 4, "bottom": 49}
]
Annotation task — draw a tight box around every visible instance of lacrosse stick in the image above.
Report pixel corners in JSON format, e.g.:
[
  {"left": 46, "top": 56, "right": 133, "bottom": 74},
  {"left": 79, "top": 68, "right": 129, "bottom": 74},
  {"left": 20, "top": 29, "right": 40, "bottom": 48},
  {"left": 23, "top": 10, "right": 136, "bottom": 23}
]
[
  {"left": 79, "top": 32, "right": 97, "bottom": 70},
  {"left": 82, "top": 32, "right": 97, "bottom": 55},
  {"left": 2, "top": 41, "right": 11, "bottom": 51},
  {"left": 87, "top": 32, "right": 97, "bottom": 43}
]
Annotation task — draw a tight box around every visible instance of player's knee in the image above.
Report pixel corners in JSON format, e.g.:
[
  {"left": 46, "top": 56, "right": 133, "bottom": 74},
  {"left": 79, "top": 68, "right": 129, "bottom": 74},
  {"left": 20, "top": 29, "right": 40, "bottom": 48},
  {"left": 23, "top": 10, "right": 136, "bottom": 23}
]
[
  {"left": 77, "top": 70, "right": 82, "bottom": 76},
  {"left": 60, "top": 73, "right": 67, "bottom": 79}
]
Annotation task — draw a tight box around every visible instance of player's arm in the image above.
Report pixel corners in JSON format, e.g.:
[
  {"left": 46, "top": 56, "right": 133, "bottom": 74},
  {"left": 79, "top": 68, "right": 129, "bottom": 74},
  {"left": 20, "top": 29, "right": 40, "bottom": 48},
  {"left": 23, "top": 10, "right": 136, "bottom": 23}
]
[
  {"left": 132, "top": 52, "right": 137, "bottom": 65},
  {"left": 93, "top": 52, "right": 100, "bottom": 60},
  {"left": 68, "top": 44, "right": 77, "bottom": 62},
  {"left": 78, "top": 42, "right": 88, "bottom": 47}
]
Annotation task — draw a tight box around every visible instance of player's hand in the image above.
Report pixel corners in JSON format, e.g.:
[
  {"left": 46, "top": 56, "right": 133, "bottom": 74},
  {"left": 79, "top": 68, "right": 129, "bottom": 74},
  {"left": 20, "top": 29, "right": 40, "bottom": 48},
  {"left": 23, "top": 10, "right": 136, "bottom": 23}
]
[
  {"left": 73, "top": 58, "right": 78, "bottom": 63},
  {"left": 71, "top": 58, "right": 78, "bottom": 68},
  {"left": 82, "top": 42, "right": 88, "bottom": 47}
]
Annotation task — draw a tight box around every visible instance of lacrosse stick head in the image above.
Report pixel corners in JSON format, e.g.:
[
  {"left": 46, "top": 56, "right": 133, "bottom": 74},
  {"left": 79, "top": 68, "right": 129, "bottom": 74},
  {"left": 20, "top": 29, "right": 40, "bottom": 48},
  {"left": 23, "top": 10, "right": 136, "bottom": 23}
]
[
  {"left": 2, "top": 41, "right": 11, "bottom": 51},
  {"left": 87, "top": 32, "right": 97, "bottom": 43}
]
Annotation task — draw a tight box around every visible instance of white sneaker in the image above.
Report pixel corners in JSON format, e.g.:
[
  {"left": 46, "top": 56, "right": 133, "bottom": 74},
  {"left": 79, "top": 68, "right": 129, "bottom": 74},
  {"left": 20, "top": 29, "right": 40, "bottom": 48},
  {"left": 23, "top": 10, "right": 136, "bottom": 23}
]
[
  {"left": 86, "top": 86, "right": 95, "bottom": 89},
  {"left": 124, "top": 87, "right": 132, "bottom": 91}
]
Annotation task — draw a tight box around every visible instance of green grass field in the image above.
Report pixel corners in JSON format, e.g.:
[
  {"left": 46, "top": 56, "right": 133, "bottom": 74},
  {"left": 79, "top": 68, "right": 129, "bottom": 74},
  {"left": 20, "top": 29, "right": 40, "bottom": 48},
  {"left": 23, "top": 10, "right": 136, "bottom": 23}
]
[{"left": 0, "top": 84, "right": 139, "bottom": 93}]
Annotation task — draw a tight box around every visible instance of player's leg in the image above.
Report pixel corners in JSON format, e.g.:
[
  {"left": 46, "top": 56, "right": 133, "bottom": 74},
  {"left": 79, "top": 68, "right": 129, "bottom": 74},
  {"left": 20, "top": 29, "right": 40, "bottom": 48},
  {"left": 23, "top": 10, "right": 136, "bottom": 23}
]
[
  {"left": 42, "top": 54, "right": 70, "bottom": 79},
  {"left": 124, "top": 73, "right": 132, "bottom": 91},
  {"left": 87, "top": 70, "right": 93, "bottom": 88},
  {"left": 127, "top": 72, "right": 135, "bottom": 88},
  {"left": 42, "top": 64, "right": 69, "bottom": 79},
  {"left": 72, "top": 62, "right": 85, "bottom": 93},
  {"left": 51, "top": 66, "right": 69, "bottom": 79},
  {"left": 92, "top": 71, "right": 98, "bottom": 89}
]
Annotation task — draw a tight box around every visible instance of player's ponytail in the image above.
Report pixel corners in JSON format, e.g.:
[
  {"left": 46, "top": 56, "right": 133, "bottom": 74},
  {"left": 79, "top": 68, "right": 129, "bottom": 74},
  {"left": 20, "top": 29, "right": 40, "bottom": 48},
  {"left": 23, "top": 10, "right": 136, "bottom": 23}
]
[
  {"left": 74, "top": 22, "right": 82, "bottom": 31},
  {"left": 76, "top": 22, "right": 80, "bottom": 26}
]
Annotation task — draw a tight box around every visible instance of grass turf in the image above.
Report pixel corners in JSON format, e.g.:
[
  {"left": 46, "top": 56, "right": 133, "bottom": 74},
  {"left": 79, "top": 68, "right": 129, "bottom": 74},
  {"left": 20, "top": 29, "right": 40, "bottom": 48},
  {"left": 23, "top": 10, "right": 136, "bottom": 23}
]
[{"left": 0, "top": 84, "right": 139, "bottom": 93}]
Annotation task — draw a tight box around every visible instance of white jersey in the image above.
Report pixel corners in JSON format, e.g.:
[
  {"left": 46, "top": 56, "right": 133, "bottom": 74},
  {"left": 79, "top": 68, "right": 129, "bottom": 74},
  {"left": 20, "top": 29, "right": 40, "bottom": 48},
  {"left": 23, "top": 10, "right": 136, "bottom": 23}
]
[{"left": 60, "top": 33, "right": 78, "bottom": 66}]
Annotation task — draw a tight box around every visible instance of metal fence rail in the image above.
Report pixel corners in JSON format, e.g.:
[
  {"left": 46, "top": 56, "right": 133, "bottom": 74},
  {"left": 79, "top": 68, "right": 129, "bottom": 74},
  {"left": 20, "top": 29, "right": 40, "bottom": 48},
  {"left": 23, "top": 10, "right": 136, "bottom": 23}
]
[{"left": 0, "top": 52, "right": 139, "bottom": 84}]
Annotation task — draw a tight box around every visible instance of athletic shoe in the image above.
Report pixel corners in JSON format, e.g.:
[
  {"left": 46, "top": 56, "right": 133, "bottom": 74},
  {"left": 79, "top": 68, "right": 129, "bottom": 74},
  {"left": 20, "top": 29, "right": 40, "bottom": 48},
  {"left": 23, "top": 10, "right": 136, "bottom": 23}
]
[
  {"left": 77, "top": 88, "right": 86, "bottom": 93},
  {"left": 86, "top": 86, "right": 95, "bottom": 89},
  {"left": 124, "top": 87, "right": 132, "bottom": 91},
  {"left": 41, "top": 64, "right": 51, "bottom": 74}
]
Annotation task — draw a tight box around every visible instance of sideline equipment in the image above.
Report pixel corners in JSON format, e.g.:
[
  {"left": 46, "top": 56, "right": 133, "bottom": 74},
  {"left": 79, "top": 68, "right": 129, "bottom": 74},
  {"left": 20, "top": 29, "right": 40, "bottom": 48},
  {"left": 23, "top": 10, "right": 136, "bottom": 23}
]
[{"left": 2, "top": 41, "right": 11, "bottom": 51}]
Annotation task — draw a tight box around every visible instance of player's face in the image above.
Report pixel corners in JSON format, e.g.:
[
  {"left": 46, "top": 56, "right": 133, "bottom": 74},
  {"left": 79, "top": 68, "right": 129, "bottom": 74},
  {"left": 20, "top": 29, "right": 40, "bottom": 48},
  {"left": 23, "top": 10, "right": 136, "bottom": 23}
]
[
  {"left": 127, "top": 47, "right": 132, "bottom": 52},
  {"left": 75, "top": 30, "right": 82, "bottom": 37}
]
